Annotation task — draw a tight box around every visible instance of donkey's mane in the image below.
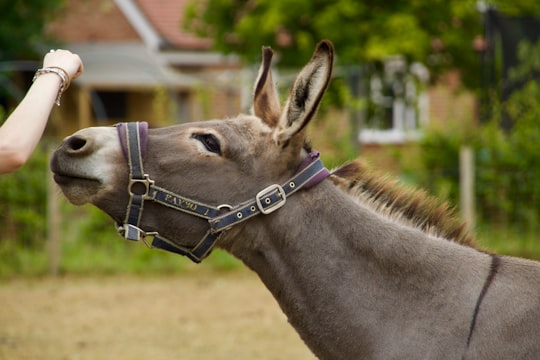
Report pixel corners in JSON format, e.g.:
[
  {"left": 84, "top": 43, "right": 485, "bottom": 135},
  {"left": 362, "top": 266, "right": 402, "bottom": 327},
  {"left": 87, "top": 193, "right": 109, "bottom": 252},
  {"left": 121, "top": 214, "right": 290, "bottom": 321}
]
[{"left": 330, "top": 160, "right": 475, "bottom": 247}]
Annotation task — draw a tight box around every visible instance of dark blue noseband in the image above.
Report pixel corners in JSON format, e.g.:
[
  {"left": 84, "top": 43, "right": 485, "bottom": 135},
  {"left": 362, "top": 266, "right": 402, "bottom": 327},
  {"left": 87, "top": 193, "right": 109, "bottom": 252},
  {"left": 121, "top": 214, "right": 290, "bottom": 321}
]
[{"left": 115, "top": 122, "right": 330, "bottom": 263}]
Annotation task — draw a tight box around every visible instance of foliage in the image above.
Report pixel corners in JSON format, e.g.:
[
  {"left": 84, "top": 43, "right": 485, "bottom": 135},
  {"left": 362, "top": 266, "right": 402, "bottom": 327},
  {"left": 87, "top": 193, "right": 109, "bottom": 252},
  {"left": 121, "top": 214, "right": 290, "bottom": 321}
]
[
  {"left": 0, "top": 142, "right": 49, "bottom": 248},
  {"left": 185, "top": 0, "right": 486, "bottom": 89},
  {"left": 489, "top": 0, "right": 540, "bottom": 17},
  {"left": 60, "top": 205, "right": 186, "bottom": 275},
  {"left": 184, "top": 1, "right": 540, "bottom": 93},
  {"left": 0, "top": 199, "right": 242, "bottom": 278},
  {"left": 418, "top": 40, "right": 540, "bottom": 242},
  {"left": 476, "top": 225, "right": 540, "bottom": 260},
  {"left": 417, "top": 127, "right": 462, "bottom": 203},
  {"left": 0, "top": 0, "right": 65, "bottom": 60}
]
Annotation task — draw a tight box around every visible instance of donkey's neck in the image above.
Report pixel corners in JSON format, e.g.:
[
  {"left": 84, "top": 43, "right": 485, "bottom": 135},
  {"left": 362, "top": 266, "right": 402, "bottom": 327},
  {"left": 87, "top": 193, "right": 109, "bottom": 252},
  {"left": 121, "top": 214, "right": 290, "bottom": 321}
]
[{"left": 221, "top": 181, "right": 492, "bottom": 360}]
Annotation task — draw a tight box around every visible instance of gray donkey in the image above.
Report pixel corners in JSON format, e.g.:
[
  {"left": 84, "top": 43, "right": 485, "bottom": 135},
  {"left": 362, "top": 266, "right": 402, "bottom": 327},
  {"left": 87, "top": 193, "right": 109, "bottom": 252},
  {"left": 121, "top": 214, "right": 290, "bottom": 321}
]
[{"left": 51, "top": 40, "right": 540, "bottom": 359}]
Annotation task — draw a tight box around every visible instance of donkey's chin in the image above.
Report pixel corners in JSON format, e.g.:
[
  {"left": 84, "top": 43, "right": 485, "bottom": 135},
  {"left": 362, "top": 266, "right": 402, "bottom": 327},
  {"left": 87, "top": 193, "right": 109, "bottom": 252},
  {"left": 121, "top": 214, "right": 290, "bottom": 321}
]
[{"left": 53, "top": 174, "right": 103, "bottom": 205}]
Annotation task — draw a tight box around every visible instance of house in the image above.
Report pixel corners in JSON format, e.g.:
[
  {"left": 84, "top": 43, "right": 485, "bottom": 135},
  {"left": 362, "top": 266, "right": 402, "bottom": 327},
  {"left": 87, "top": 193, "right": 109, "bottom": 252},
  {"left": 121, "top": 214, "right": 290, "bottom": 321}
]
[{"left": 45, "top": 0, "right": 243, "bottom": 137}]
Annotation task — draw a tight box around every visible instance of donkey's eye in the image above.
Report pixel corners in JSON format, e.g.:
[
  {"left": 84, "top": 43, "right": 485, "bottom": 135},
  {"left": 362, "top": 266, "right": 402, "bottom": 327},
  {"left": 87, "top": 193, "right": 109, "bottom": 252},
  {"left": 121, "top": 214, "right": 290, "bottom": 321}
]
[{"left": 193, "top": 133, "right": 222, "bottom": 155}]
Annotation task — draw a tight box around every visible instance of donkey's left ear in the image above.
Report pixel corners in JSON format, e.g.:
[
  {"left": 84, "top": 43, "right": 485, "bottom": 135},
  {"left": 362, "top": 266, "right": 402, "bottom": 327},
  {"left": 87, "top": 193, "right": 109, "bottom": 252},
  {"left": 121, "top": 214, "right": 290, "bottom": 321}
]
[
  {"left": 252, "top": 46, "right": 281, "bottom": 127},
  {"left": 275, "top": 40, "right": 334, "bottom": 147}
]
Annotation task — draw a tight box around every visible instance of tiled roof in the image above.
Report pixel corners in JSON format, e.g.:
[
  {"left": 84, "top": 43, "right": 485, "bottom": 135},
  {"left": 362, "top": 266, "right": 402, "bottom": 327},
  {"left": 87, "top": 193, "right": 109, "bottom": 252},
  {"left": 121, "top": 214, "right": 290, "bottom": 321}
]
[{"left": 135, "top": 0, "right": 212, "bottom": 50}]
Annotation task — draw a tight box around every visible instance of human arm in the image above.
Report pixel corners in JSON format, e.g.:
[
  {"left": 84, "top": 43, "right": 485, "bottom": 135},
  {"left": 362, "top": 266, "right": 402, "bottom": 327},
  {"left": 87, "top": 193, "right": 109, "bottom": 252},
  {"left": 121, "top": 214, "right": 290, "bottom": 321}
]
[{"left": 0, "top": 50, "right": 83, "bottom": 174}]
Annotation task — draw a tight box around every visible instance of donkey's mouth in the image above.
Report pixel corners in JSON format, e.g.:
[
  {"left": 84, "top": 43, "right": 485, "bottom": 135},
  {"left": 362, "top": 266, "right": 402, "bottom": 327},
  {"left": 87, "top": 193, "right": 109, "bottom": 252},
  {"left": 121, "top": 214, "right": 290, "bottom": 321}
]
[
  {"left": 50, "top": 168, "right": 104, "bottom": 205},
  {"left": 52, "top": 172, "right": 101, "bottom": 186},
  {"left": 50, "top": 155, "right": 101, "bottom": 187}
]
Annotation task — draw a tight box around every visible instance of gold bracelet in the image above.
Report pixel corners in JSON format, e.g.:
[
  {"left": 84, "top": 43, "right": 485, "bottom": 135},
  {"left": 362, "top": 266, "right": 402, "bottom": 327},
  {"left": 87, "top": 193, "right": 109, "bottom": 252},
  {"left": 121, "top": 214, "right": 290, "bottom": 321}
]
[
  {"left": 32, "top": 67, "right": 70, "bottom": 106},
  {"left": 48, "top": 66, "right": 71, "bottom": 89}
]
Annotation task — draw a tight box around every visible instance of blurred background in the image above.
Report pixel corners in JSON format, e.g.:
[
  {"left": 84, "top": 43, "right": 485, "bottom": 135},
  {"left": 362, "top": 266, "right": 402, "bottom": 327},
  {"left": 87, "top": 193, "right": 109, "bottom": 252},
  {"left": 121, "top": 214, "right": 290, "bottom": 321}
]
[
  {"left": 1, "top": 0, "right": 540, "bottom": 279},
  {"left": 1, "top": 1, "right": 540, "bottom": 359}
]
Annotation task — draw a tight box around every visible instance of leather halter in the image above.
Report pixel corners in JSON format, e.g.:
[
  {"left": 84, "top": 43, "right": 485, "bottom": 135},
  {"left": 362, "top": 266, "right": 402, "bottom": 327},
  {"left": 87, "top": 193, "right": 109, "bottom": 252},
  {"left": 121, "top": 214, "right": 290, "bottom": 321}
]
[{"left": 115, "top": 122, "right": 330, "bottom": 263}]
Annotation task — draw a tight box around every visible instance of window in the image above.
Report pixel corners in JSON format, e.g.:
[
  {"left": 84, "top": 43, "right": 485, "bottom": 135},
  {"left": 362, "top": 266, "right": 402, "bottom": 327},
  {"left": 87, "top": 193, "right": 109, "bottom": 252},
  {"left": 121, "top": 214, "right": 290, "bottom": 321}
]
[{"left": 359, "top": 57, "right": 429, "bottom": 144}]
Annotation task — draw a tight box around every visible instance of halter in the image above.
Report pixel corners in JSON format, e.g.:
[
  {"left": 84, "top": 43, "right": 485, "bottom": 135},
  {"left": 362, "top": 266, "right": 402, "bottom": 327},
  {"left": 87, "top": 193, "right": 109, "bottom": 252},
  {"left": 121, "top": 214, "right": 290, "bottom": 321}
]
[{"left": 115, "top": 122, "right": 330, "bottom": 263}]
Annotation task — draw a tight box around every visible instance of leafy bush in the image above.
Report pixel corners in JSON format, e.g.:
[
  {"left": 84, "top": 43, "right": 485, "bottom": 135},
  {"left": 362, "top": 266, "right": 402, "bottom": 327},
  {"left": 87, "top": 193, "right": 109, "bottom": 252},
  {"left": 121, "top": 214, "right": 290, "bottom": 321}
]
[
  {"left": 419, "top": 40, "right": 540, "bottom": 239},
  {"left": 0, "top": 142, "right": 48, "bottom": 248}
]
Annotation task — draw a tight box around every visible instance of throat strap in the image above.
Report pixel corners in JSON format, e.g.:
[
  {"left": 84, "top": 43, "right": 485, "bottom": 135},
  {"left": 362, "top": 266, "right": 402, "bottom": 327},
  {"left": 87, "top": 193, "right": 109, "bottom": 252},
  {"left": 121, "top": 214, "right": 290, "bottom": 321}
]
[{"left": 209, "top": 154, "right": 329, "bottom": 233}]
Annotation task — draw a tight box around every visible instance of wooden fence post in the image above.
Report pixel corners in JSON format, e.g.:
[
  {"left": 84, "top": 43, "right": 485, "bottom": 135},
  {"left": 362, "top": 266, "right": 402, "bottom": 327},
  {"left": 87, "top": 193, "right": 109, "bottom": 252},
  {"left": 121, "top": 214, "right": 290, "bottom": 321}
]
[{"left": 460, "top": 146, "right": 475, "bottom": 231}]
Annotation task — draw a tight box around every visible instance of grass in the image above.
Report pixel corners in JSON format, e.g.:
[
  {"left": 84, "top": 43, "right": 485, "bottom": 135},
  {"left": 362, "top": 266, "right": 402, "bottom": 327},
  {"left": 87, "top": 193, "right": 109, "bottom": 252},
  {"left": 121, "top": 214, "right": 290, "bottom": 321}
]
[
  {"left": 0, "top": 232, "right": 242, "bottom": 279},
  {"left": 476, "top": 224, "right": 540, "bottom": 260}
]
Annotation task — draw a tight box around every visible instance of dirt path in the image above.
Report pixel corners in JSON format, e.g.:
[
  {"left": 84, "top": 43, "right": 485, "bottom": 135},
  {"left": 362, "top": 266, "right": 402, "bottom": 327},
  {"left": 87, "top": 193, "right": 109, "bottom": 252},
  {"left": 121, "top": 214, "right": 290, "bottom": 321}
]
[{"left": 0, "top": 271, "right": 316, "bottom": 360}]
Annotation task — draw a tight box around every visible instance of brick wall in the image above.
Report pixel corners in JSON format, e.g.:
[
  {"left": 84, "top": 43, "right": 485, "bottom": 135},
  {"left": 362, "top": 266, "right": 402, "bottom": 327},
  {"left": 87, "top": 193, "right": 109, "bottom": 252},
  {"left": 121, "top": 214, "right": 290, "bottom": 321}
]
[
  {"left": 46, "top": 0, "right": 140, "bottom": 43},
  {"left": 427, "top": 71, "right": 477, "bottom": 128}
]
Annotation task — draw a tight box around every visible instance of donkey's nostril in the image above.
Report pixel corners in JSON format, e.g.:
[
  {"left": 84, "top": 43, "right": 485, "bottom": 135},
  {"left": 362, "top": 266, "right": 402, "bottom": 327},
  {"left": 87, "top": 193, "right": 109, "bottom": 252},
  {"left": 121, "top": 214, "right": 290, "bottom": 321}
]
[{"left": 65, "top": 135, "right": 88, "bottom": 153}]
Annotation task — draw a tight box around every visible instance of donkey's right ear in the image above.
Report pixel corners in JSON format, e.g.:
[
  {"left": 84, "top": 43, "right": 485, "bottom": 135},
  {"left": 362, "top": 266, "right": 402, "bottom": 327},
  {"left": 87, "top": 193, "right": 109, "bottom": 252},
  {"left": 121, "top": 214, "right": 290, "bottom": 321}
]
[
  {"left": 274, "top": 40, "right": 334, "bottom": 148},
  {"left": 252, "top": 46, "right": 281, "bottom": 127}
]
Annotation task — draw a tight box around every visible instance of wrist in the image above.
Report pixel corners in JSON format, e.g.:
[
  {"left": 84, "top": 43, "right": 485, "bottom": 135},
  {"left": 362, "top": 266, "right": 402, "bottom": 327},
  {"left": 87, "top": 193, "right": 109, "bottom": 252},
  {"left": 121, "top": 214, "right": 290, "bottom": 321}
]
[{"left": 32, "top": 67, "right": 71, "bottom": 106}]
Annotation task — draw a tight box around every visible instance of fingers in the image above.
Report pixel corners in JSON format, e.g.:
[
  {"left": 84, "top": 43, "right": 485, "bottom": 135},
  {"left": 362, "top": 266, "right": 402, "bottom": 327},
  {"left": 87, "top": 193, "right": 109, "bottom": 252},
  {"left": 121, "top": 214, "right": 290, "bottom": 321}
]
[
  {"left": 70, "top": 54, "right": 84, "bottom": 80},
  {"left": 43, "top": 49, "right": 84, "bottom": 80}
]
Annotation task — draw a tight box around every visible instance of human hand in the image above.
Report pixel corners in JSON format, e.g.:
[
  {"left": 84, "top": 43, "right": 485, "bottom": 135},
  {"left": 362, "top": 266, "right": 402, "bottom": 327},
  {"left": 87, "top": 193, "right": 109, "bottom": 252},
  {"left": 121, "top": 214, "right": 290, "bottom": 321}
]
[{"left": 43, "top": 49, "right": 84, "bottom": 82}]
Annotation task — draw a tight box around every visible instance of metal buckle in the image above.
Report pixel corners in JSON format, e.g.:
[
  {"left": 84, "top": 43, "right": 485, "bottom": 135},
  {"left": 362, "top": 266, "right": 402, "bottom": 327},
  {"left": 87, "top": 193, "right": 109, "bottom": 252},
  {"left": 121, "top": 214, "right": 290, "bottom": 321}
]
[
  {"left": 128, "top": 174, "right": 154, "bottom": 198},
  {"left": 118, "top": 223, "right": 144, "bottom": 241},
  {"left": 256, "top": 184, "right": 286, "bottom": 214},
  {"left": 117, "top": 223, "right": 158, "bottom": 245}
]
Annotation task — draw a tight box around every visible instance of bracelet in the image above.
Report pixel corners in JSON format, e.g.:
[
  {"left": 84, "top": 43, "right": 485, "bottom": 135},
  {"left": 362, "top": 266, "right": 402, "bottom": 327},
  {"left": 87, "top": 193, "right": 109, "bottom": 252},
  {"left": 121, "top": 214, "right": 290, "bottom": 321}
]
[{"left": 32, "top": 67, "right": 71, "bottom": 106}]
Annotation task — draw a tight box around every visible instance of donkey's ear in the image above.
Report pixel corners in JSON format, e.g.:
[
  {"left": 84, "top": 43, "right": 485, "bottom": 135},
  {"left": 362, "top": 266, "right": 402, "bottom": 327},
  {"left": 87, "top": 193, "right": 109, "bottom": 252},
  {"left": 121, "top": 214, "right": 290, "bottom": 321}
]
[
  {"left": 275, "top": 40, "right": 334, "bottom": 147},
  {"left": 252, "top": 46, "right": 281, "bottom": 127}
]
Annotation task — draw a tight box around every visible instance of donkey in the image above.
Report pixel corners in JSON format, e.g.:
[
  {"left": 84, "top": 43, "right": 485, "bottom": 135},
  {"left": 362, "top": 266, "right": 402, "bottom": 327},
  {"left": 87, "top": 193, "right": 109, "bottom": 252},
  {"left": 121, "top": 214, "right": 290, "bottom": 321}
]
[{"left": 51, "top": 41, "right": 540, "bottom": 359}]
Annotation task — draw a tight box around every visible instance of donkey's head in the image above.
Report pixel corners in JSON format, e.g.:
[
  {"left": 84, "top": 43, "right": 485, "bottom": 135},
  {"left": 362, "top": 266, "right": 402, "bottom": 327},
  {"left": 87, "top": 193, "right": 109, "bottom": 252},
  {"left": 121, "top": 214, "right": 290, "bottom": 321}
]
[{"left": 51, "top": 41, "right": 333, "bottom": 260}]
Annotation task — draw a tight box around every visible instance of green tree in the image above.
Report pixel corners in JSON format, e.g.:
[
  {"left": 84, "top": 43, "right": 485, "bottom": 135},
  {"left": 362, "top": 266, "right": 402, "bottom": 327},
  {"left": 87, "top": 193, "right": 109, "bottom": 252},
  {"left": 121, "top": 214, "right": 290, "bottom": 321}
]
[
  {"left": 491, "top": 1, "right": 540, "bottom": 16},
  {"left": 0, "top": 0, "right": 65, "bottom": 60},
  {"left": 184, "top": 0, "right": 478, "bottom": 87},
  {"left": 184, "top": 1, "right": 540, "bottom": 91}
]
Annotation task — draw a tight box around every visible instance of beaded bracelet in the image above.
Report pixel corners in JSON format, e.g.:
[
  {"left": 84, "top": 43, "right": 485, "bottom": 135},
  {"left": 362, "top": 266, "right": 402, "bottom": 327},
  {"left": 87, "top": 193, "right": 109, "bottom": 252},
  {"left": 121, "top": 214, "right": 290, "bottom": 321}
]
[{"left": 32, "top": 67, "right": 71, "bottom": 106}]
